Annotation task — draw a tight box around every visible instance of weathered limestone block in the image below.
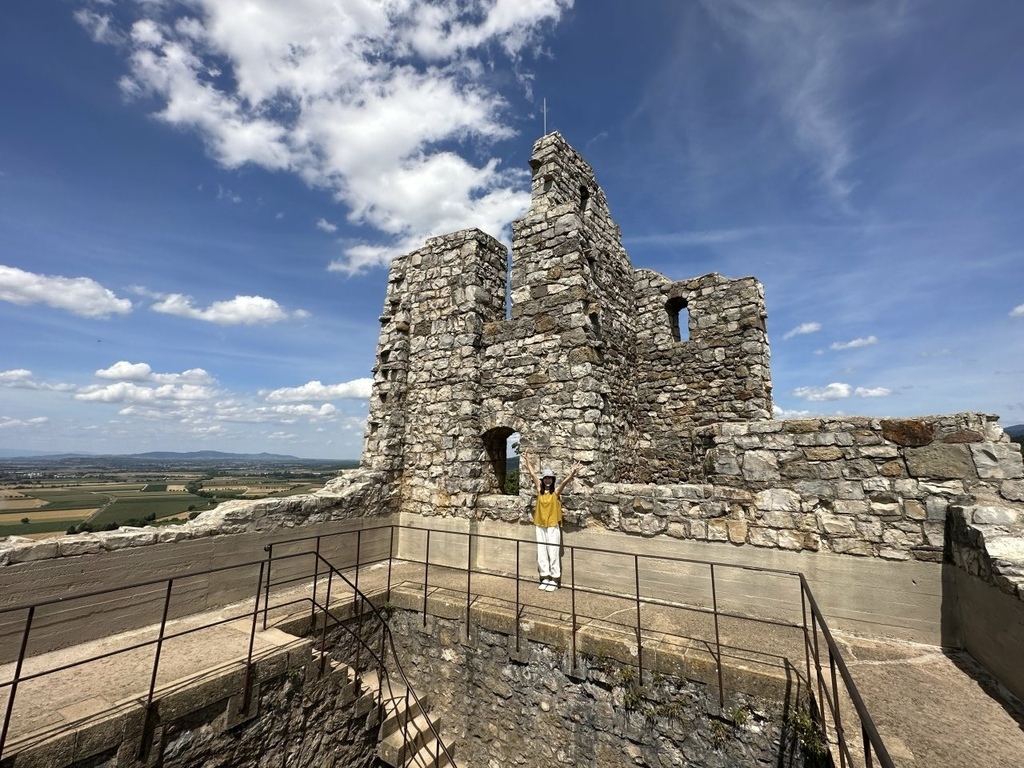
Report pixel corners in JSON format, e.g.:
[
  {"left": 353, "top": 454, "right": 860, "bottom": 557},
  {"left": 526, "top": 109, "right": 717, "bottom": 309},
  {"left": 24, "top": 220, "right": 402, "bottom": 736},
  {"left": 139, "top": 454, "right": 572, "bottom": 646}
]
[
  {"left": 1003, "top": 480, "right": 1024, "bottom": 502},
  {"left": 741, "top": 450, "right": 779, "bottom": 481},
  {"left": 970, "top": 443, "right": 1024, "bottom": 479},
  {"left": 905, "top": 443, "right": 976, "bottom": 480},
  {"left": 57, "top": 535, "right": 104, "bottom": 557},
  {"left": 970, "top": 505, "right": 1021, "bottom": 527}
]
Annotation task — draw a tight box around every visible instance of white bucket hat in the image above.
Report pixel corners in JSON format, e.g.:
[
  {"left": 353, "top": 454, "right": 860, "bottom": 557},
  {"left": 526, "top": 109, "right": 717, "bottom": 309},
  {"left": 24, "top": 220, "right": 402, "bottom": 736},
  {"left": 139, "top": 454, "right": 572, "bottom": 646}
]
[{"left": 540, "top": 468, "right": 556, "bottom": 479}]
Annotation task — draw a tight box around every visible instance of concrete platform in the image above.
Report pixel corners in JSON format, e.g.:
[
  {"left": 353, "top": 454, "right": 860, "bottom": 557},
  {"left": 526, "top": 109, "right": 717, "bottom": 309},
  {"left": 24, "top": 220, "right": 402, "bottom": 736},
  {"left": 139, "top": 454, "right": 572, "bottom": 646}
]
[{"left": 1, "top": 561, "right": 1021, "bottom": 767}]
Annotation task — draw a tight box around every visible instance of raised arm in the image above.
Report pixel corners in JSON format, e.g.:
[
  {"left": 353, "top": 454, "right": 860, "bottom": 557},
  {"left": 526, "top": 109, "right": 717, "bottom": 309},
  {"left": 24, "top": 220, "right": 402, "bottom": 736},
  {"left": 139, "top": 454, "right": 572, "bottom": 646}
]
[
  {"left": 556, "top": 462, "right": 583, "bottom": 495},
  {"left": 521, "top": 450, "right": 541, "bottom": 493}
]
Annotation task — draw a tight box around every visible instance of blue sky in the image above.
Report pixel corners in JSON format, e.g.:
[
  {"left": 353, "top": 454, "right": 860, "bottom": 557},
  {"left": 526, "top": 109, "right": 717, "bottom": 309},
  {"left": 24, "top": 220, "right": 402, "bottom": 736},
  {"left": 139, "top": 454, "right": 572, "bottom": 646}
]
[{"left": 2, "top": 1, "right": 1023, "bottom": 460}]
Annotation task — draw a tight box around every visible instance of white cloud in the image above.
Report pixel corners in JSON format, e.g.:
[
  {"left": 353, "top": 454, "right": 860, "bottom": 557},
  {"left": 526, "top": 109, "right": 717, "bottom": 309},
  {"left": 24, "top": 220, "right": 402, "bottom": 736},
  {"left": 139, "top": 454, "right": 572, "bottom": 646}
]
[
  {"left": 1011, "top": 304, "right": 1024, "bottom": 318},
  {"left": 0, "top": 265, "right": 133, "bottom": 318},
  {"left": 95, "top": 361, "right": 215, "bottom": 385},
  {"left": 783, "top": 322, "right": 822, "bottom": 340},
  {"left": 0, "top": 369, "right": 76, "bottom": 392},
  {"left": 73, "top": 9, "right": 123, "bottom": 45},
  {"left": 316, "top": 218, "right": 338, "bottom": 233},
  {"left": 793, "top": 382, "right": 852, "bottom": 401},
  {"left": 854, "top": 386, "right": 892, "bottom": 398},
  {"left": 86, "top": 0, "right": 572, "bottom": 272},
  {"left": 0, "top": 369, "right": 34, "bottom": 385},
  {"left": 830, "top": 335, "right": 878, "bottom": 350},
  {"left": 151, "top": 294, "right": 303, "bottom": 324},
  {"left": 75, "top": 381, "right": 218, "bottom": 405},
  {"left": 262, "top": 378, "right": 374, "bottom": 403},
  {"left": 773, "top": 405, "right": 815, "bottom": 419}
]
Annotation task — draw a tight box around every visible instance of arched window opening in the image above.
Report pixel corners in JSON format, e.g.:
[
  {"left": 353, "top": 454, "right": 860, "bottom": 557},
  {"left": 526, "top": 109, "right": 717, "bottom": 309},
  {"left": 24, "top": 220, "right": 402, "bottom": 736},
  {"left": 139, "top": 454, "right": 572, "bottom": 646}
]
[
  {"left": 482, "top": 427, "right": 518, "bottom": 494},
  {"left": 666, "top": 297, "right": 690, "bottom": 342},
  {"left": 580, "top": 184, "right": 590, "bottom": 211}
]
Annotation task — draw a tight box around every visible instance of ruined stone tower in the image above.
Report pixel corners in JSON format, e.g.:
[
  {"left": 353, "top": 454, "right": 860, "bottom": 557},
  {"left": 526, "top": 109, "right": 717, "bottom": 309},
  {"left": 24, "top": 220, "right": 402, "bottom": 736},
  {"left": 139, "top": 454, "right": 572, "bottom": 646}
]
[{"left": 361, "top": 133, "right": 772, "bottom": 516}]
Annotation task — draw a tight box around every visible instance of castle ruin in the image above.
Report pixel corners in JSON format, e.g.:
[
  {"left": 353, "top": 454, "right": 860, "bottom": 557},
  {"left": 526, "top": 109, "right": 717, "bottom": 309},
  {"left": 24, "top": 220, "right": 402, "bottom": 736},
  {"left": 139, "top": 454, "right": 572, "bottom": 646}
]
[{"left": 2, "top": 132, "right": 1024, "bottom": 767}]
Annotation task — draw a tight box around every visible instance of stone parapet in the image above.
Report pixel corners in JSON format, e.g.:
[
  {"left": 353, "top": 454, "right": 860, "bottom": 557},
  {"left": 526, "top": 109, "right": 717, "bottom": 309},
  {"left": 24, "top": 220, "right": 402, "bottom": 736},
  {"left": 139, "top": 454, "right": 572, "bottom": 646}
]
[{"left": 0, "top": 469, "right": 389, "bottom": 568}]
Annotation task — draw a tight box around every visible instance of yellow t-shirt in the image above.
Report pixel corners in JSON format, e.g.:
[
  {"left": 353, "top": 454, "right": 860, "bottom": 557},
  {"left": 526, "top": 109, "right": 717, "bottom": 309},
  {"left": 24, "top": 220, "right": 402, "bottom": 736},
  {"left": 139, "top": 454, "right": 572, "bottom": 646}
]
[{"left": 534, "top": 492, "right": 562, "bottom": 528}]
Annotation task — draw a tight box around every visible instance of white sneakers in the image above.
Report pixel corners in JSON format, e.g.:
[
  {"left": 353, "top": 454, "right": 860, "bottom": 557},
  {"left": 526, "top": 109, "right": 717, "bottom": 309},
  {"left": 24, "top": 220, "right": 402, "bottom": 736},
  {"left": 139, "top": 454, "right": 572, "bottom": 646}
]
[{"left": 539, "top": 579, "right": 558, "bottom": 591}]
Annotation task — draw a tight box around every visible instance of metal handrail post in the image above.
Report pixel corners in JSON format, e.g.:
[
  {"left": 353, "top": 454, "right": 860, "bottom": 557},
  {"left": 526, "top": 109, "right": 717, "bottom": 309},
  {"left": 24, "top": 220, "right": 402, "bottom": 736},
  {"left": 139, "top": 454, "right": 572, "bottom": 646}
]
[
  {"left": 422, "top": 529, "right": 431, "bottom": 628},
  {"left": 387, "top": 526, "right": 395, "bottom": 602},
  {"left": 262, "top": 543, "right": 274, "bottom": 630},
  {"left": 354, "top": 529, "right": 363, "bottom": 609},
  {"left": 634, "top": 554, "right": 643, "bottom": 686},
  {"left": 0, "top": 605, "right": 35, "bottom": 762},
  {"left": 243, "top": 561, "right": 266, "bottom": 703},
  {"left": 320, "top": 569, "right": 334, "bottom": 677},
  {"left": 310, "top": 537, "right": 322, "bottom": 628},
  {"left": 831, "top": 651, "right": 848, "bottom": 768},
  {"left": 812, "top": 612, "right": 827, "bottom": 742},
  {"left": 570, "top": 547, "right": 578, "bottom": 663},
  {"left": 801, "top": 578, "right": 812, "bottom": 694},
  {"left": 465, "top": 531, "right": 472, "bottom": 633},
  {"left": 864, "top": 724, "right": 875, "bottom": 768},
  {"left": 515, "top": 540, "right": 522, "bottom": 653},
  {"left": 710, "top": 563, "right": 725, "bottom": 708},
  {"left": 138, "top": 579, "right": 174, "bottom": 760}
]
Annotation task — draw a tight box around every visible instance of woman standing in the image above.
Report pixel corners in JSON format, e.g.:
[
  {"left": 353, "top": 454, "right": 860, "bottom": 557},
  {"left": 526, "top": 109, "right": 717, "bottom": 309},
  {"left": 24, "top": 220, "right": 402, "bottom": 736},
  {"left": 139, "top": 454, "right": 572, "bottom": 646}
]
[{"left": 522, "top": 451, "right": 581, "bottom": 591}]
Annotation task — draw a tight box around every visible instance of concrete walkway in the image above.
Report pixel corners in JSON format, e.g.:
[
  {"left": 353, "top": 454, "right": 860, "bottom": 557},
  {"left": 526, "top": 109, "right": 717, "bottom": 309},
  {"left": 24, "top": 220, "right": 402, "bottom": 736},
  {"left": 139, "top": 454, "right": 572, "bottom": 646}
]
[{"left": 1, "top": 561, "right": 1022, "bottom": 767}]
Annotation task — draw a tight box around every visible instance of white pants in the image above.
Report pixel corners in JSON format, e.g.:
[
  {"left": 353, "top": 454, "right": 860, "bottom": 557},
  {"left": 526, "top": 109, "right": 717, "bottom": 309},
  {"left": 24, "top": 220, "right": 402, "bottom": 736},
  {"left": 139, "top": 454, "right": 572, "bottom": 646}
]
[{"left": 535, "top": 525, "right": 561, "bottom": 580}]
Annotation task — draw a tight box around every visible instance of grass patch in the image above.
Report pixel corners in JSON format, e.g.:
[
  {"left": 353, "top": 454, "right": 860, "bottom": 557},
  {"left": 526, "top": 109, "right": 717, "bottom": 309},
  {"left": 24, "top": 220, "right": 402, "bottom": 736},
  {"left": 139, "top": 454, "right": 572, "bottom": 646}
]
[
  {"left": 0, "top": 518, "right": 84, "bottom": 537},
  {"left": 89, "top": 493, "right": 210, "bottom": 526}
]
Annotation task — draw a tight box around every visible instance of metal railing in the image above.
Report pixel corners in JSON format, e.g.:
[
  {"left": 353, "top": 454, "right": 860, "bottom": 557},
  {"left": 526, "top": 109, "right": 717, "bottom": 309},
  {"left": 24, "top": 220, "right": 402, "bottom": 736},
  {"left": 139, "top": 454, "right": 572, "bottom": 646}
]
[
  {"left": 268, "top": 523, "right": 895, "bottom": 768},
  {"left": 1, "top": 522, "right": 893, "bottom": 768},
  {"left": 0, "top": 542, "right": 453, "bottom": 766}
]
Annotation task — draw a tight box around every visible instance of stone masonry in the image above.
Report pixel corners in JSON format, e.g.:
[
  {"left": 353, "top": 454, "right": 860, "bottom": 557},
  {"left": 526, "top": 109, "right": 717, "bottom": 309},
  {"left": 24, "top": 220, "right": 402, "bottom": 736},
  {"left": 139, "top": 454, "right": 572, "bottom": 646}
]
[{"left": 362, "top": 131, "right": 772, "bottom": 515}]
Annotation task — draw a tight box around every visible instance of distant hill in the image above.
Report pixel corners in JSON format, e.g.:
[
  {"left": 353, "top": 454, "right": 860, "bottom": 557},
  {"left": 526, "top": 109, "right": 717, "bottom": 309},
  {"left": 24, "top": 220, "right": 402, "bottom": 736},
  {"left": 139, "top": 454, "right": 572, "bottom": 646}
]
[
  {"left": 130, "top": 450, "right": 301, "bottom": 461},
  {"left": 1005, "top": 424, "right": 1024, "bottom": 439},
  {"left": 0, "top": 449, "right": 351, "bottom": 462}
]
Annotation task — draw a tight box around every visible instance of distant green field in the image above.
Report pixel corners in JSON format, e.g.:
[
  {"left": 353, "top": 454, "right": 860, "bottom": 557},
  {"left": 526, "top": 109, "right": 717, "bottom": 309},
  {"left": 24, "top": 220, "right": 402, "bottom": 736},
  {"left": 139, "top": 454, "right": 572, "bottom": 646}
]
[
  {"left": 141, "top": 483, "right": 168, "bottom": 492},
  {"left": 0, "top": 519, "right": 81, "bottom": 537},
  {"left": 27, "top": 488, "right": 114, "bottom": 511},
  {"left": 89, "top": 492, "right": 210, "bottom": 526}
]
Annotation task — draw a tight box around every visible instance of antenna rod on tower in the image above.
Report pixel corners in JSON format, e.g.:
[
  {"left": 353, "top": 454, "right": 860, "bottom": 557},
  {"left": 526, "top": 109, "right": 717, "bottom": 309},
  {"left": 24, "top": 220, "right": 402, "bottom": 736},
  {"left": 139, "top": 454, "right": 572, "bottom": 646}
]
[{"left": 543, "top": 98, "right": 547, "bottom": 134}]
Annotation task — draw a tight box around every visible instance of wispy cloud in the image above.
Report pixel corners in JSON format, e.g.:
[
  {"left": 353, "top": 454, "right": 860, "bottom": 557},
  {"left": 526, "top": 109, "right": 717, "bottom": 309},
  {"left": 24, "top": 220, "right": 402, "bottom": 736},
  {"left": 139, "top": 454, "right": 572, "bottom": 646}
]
[
  {"left": 830, "top": 335, "right": 877, "bottom": 350},
  {"left": 150, "top": 294, "right": 308, "bottom": 325},
  {"left": 783, "top": 322, "right": 821, "bottom": 340},
  {"left": 1011, "top": 303, "right": 1024, "bottom": 318},
  {"left": 316, "top": 218, "right": 338, "bottom": 233},
  {"left": 80, "top": 0, "right": 573, "bottom": 272},
  {"left": 0, "top": 416, "right": 49, "bottom": 430},
  {"left": 0, "top": 265, "right": 133, "bottom": 318},
  {"left": 854, "top": 386, "right": 891, "bottom": 398},
  {"left": 699, "top": 0, "right": 910, "bottom": 209}
]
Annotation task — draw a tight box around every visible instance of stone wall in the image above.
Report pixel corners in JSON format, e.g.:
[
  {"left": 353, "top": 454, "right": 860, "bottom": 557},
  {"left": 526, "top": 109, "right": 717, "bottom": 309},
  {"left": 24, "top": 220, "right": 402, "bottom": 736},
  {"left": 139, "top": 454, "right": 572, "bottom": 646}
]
[
  {"left": 4, "top": 620, "right": 383, "bottom": 768},
  {"left": 387, "top": 609, "right": 813, "bottom": 768},
  {"left": 361, "top": 132, "right": 773, "bottom": 515}
]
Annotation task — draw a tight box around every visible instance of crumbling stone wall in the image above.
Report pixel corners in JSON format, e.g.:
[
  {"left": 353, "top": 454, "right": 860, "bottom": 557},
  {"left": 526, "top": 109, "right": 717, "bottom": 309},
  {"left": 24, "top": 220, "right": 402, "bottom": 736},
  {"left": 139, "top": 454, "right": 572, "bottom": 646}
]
[
  {"left": 583, "top": 414, "right": 1024, "bottom": 561},
  {"left": 362, "top": 132, "right": 772, "bottom": 514},
  {"left": 387, "top": 609, "right": 810, "bottom": 768}
]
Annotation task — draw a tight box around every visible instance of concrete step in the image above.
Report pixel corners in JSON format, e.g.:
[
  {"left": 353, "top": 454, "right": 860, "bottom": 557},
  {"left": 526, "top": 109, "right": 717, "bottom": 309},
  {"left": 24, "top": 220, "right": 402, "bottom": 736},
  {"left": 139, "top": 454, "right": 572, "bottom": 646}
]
[
  {"left": 402, "top": 735, "right": 454, "bottom": 768},
  {"left": 377, "top": 711, "right": 444, "bottom": 767}
]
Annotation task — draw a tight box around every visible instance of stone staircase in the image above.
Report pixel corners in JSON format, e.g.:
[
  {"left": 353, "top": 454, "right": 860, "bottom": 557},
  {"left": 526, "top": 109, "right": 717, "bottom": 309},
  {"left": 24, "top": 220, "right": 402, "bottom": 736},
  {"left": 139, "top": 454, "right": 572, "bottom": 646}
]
[{"left": 312, "top": 650, "right": 453, "bottom": 768}]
